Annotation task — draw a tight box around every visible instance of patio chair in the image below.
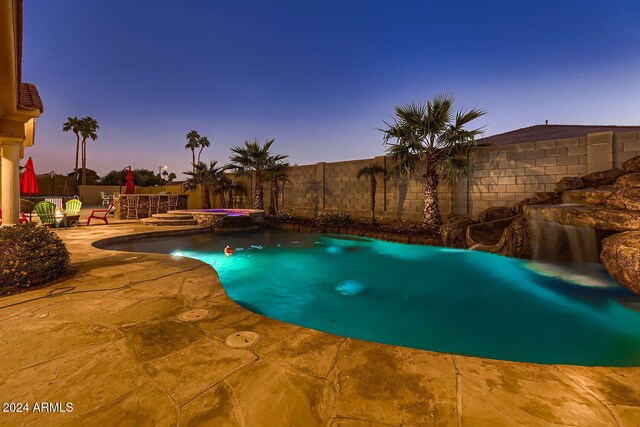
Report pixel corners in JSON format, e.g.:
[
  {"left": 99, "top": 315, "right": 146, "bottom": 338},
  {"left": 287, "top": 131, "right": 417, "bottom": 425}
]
[
  {"left": 64, "top": 199, "right": 82, "bottom": 226},
  {"left": 34, "top": 201, "right": 62, "bottom": 229},
  {"left": 87, "top": 202, "right": 114, "bottom": 225},
  {"left": 148, "top": 195, "right": 160, "bottom": 216},
  {"left": 167, "top": 194, "right": 178, "bottom": 212},
  {"left": 99, "top": 191, "right": 111, "bottom": 208},
  {"left": 126, "top": 195, "right": 140, "bottom": 219}
]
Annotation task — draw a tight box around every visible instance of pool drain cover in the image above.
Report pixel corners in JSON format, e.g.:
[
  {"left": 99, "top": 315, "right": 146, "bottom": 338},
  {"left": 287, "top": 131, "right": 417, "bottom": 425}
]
[
  {"left": 225, "top": 331, "right": 261, "bottom": 348},
  {"left": 179, "top": 309, "right": 209, "bottom": 322}
]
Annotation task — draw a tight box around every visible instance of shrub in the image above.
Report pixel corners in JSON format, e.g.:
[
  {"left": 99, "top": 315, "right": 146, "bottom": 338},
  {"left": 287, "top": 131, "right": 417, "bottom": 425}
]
[
  {"left": 0, "top": 223, "right": 70, "bottom": 291},
  {"left": 315, "top": 212, "right": 352, "bottom": 227}
]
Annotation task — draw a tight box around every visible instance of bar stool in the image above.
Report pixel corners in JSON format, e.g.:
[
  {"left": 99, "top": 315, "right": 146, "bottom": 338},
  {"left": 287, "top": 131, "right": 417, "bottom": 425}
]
[
  {"left": 126, "top": 195, "right": 140, "bottom": 219},
  {"left": 148, "top": 195, "right": 160, "bottom": 216},
  {"left": 167, "top": 195, "right": 178, "bottom": 212}
]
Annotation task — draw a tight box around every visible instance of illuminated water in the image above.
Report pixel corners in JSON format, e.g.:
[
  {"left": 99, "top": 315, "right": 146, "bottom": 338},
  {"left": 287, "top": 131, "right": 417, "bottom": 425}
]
[{"left": 106, "top": 229, "right": 640, "bottom": 366}]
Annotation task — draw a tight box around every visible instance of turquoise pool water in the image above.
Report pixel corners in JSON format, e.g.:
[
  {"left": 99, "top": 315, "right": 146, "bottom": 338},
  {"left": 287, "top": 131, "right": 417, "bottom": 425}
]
[{"left": 106, "top": 229, "right": 640, "bottom": 366}]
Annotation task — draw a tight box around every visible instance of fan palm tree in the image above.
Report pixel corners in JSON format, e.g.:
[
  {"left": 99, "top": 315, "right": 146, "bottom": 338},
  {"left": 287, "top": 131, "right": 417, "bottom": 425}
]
[
  {"left": 357, "top": 163, "right": 386, "bottom": 225},
  {"left": 78, "top": 116, "right": 99, "bottom": 186},
  {"left": 197, "top": 135, "right": 211, "bottom": 163},
  {"left": 214, "top": 174, "right": 233, "bottom": 208},
  {"left": 227, "top": 180, "right": 247, "bottom": 208},
  {"left": 185, "top": 130, "right": 200, "bottom": 173},
  {"left": 264, "top": 160, "right": 291, "bottom": 215},
  {"left": 226, "top": 138, "right": 288, "bottom": 210},
  {"left": 380, "top": 94, "right": 485, "bottom": 232},
  {"left": 184, "top": 161, "right": 224, "bottom": 209},
  {"left": 62, "top": 116, "right": 82, "bottom": 192}
]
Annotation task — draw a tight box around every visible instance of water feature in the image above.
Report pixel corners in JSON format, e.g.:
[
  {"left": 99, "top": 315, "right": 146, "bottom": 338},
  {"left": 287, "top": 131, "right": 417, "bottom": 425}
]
[{"left": 104, "top": 229, "right": 640, "bottom": 366}]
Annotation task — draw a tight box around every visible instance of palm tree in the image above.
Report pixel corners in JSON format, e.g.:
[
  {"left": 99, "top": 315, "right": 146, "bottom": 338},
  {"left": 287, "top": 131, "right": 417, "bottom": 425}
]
[
  {"left": 264, "top": 160, "right": 291, "bottom": 215},
  {"left": 167, "top": 172, "right": 177, "bottom": 183},
  {"left": 197, "top": 136, "right": 211, "bottom": 163},
  {"left": 214, "top": 174, "right": 232, "bottom": 208},
  {"left": 228, "top": 180, "right": 247, "bottom": 208},
  {"left": 183, "top": 160, "right": 224, "bottom": 209},
  {"left": 78, "top": 116, "right": 99, "bottom": 186},
  {"left": 357, "top": 163, "right": 386, "bottom": 225},
  {"left": 380, "top": 94, "right": 485, "bottom": 232},
  {"left": 185, "top": 130, "right": 200, "bottom": 172},
  {"left": 226, "top": 138, "right": 288, "bottom": 210},
  {"left": 62, "top": 116, "right": 81, "bottom": 192}
]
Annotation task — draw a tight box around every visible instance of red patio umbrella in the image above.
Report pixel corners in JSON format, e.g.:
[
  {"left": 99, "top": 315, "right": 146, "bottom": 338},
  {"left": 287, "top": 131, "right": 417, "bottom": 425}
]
[
  {"left": 20, "top": 157, "right": 40, "bottom": 220},
  {"left": 124, "top": 169, "right": 135, "bottom": 194}
]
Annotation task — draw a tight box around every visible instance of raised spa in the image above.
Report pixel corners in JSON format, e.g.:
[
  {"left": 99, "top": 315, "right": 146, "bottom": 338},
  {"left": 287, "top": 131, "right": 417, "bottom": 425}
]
[{"left": 104, "top": 229, "right": 640, "bottom": 366}]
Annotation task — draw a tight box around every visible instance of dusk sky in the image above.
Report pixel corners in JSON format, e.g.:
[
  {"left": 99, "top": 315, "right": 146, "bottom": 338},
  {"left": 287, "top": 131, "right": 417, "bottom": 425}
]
[{"left": 23, "top": 0, "right": 640, "bottom": 178}]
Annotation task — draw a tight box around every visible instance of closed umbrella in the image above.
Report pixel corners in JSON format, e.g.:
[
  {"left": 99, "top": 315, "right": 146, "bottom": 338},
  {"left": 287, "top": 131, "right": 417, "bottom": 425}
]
[
  {"left": 20, "top": 157, "right": 39, "bottom": 220},
  {"left": 125, "top": 169, "right": 135, "bottom": 194}
]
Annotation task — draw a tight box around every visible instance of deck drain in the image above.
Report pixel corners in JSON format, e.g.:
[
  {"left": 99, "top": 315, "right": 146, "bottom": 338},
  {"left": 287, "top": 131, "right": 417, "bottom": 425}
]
[
  {"left": 179, "top": 309, "right": 209, "bottom": 322},
  {"left": 225, "top": 331, "right": 261, "bottom": 348}
]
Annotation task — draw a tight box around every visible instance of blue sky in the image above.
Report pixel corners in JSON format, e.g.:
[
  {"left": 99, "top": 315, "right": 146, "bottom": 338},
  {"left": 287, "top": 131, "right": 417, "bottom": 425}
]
[{"left": 23, "top": 0, "right": 640, "bottom": 177}]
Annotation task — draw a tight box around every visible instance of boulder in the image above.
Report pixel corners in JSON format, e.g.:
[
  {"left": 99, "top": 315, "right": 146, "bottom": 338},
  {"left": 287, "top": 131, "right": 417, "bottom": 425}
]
[
  {"left": 529, "top": 192, "right": 562, "bottom": 205},
  {"left": 440, "top": 216, "right": 477, "bottom": 248},
  {"left": 554, "top": 176, "right": 584, "bottom": 193},
  {"left": 512, "top": 198, "right": 532, "bottom": 216},
  {"left": 605, "top": 188, "right": 640, "bottom": 211},
  {"left": 601, "top": 231, "right": 640, "bottom": 295},
  {"left": 467, "top": 216, "right": 516, "bottom": 248},
  {"left": 580, "top": 168, "right": 627, "bottom": 187},
  {"left": 498, "top": 216, "right": 532, "bottom": 259},
  {"left": 478, "top": 206, "right": 514, "bottom": 222},
  {"left": 614, "top": 172, "right": 640, "bottom": 189},
  {"left": 623, "top": 155, "right": 640, "bottom": 173}
]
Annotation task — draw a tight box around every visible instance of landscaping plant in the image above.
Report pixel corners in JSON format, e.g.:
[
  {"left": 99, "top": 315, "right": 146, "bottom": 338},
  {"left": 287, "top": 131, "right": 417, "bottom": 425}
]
[{"left": 0, "top": 223, "right": 70, "bottom": 292}]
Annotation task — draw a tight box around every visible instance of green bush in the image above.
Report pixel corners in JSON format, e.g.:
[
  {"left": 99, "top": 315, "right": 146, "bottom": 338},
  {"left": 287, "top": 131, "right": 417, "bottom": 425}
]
[
  {"left": 0, "top": 223, "right": 70, "bottom": 291},
  {"left": 315, "top": 212, "right": 352, "bottom": 227}
]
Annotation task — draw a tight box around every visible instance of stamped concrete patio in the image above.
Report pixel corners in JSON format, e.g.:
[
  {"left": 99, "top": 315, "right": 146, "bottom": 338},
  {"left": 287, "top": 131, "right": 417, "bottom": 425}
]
[{"left": 1, "top": 221, "right": 639, "bottom": 426}]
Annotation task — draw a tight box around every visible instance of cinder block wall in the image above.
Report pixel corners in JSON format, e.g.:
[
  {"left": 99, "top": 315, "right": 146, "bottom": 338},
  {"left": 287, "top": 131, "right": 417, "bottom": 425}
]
[{"left": 214, "top": 130, "right": 640, "bottom": 222}]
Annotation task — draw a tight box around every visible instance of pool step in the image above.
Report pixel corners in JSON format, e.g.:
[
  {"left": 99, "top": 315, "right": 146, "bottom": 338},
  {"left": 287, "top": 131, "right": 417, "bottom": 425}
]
[{"left": 141, "top": 214, "right": 198, "bottom": 226}]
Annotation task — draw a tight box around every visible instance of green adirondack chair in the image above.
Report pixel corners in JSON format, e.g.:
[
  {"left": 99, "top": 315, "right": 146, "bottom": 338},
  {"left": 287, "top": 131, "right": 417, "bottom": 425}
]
[
  {"left": 64, "top": 199, "right": 82, "bottom": 226},
  {"left": 65, "top": 199, "right": 82, "bottom": 215},
  {"left": 34, "top": 201, "right": 60, "bottom": 229}
]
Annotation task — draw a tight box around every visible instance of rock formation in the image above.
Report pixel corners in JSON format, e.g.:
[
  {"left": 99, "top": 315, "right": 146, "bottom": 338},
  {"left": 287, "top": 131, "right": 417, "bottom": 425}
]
[
  {"left": 440, "top": 216, "right": 477, "bottom": 248},
  {"left": 580, "top": 168, "right": 627, "bottom": 187},
  {"left": 601, "top": 232, "right": 640, "bottom": 294}
]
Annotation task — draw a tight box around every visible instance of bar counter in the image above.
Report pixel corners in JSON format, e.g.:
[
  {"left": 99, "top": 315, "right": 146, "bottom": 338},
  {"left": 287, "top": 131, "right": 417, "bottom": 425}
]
[{"left": 113, "top": 194, "right": 189, "bottom": 219}]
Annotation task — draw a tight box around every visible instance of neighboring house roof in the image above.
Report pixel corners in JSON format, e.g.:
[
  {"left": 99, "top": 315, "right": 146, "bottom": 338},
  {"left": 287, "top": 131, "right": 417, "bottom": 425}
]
[
  {"left": 18, "top": 82, "right": 43, "bottom": 112},
  {"left": 479, "top": 125, "right": 640, "bottom": 145}
]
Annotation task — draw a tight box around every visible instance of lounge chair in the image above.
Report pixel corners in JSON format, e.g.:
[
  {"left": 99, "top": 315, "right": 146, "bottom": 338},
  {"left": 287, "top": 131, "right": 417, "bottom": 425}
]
[
  {"left": 99, "top": 191, "right": 111, "bottom": 208},
  {"left": 34, "top": 201, "right": 62, "bottom": 229},
  {"left": 64, "top": 199, "right": 82, "bottom": 226},
  {"left": 87, "top": 202, "right": 114, "bottom": 225}
]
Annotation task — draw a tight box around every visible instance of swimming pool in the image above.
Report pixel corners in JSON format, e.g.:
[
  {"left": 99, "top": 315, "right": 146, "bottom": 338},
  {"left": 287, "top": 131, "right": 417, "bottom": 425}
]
[{"left": 105, "top": 229, "right": 640, "bottom": 366}]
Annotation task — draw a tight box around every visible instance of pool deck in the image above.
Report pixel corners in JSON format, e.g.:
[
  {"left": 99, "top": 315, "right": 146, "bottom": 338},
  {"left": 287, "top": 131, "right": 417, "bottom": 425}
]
[{"left": 1, "top": 221, "right": 639, "bottom": 426}]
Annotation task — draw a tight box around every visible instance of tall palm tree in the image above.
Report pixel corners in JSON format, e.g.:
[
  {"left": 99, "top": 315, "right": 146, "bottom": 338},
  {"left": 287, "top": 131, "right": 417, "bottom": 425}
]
[
  {"left": 380, "top": 94, "right": 485, "bottom": 232},
  {"left": 264, "top": 160, "right": 291, "bottom": 215},
  {"left": 226, "top": 138, "right": 288, "bottom": 210},
  {"left": 185, "top": 130, "right": 200, "bottom": 172},
  {"left": 197, "top": 135, "right": 211, "bottom": 163},
  {"left": 62, "top": 116, "right": 81, "bottom": 192},
  {"left": 357, "top": 162, "right": 386, "bottom": 225},
  {"left": 78, "top": 116, "right": 99, "bottom": 186}
]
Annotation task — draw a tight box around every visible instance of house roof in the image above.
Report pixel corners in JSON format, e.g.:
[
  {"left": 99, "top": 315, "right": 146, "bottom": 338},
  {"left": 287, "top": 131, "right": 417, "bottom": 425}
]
[
  {"left": 18, "top": 82, "right": 43, "bottom": 113},
  {"left": 478, "top": 125, "right": 640, "bottom": 145}
]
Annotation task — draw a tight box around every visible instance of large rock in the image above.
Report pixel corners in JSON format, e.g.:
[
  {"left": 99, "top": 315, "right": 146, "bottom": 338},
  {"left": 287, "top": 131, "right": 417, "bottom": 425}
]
[
  {"left": 561, "top": 188, "right": 613, "bottom": 206},
  {"left": 601, "top": 231, "right": 640, "bottom": 295},
  {"left": 467, "top": 216, "right": 516, "bottom": 247},
  {"left": 512, "top": 198, "right": 532, "bottom": 216},
  {"left": 478, "top": 206, "right": 514, "bottom": 222},
  {"left": 622, "top": 155, "right": 640, "bottom": 173},
  {"left": 440, "top": 216, "right": 477, "bottom": 248},
  {"left": 614, "top": 172, "right": 640, "bottom": 188},
  {"left": 605, "top": 189, "right": 640, "bottom": 211},
  {"left": 498, "top": 216, "right": 532, "bottom": 259},
  {"left": 580, "top": 168, "right": 627, "bottom": 187},
  {"left": 529, "top": 192, "right": 562, "bottom": 205},
  {"left": 554, "top": 176, "right": 584, "bottom": 193},
  {"left": 524, "top": 204, "right": 640, "bottom": 232}
]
